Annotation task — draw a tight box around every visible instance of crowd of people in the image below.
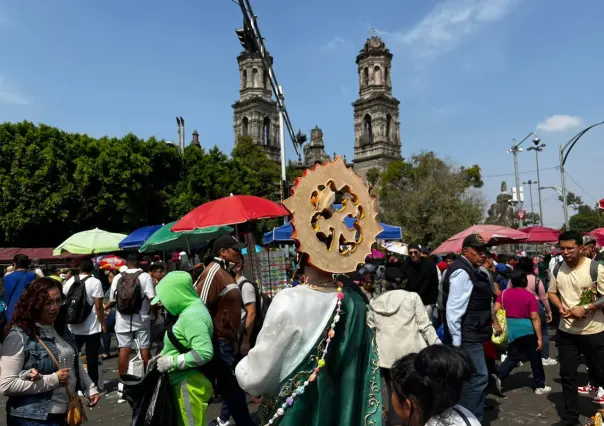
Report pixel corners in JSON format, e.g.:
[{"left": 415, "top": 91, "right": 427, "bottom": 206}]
[{"left": 1, "top": 229, "right": 604, "bottom": 426}]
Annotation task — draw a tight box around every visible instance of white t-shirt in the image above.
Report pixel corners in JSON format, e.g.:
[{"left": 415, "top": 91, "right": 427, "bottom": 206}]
[
  {"left": 426, "top": 405, "right": 481, "bottom": 426},
  {"left": 110, "top": 269, "right": 156, "bottom": 334},
  {"left": 63, "top": 274, "right": 104, "bottom": 335},
  {"left": 237, "top": 276, "right": 257, "bottom": 319}
]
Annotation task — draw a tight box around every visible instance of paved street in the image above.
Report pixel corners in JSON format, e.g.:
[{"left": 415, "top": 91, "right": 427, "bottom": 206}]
[{"left": 0, "top": 329, "right": 599, "bottom": 425}]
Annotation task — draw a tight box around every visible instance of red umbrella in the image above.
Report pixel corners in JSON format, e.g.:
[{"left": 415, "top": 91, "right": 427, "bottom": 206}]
[
  {"left": 518, "top": 226, "right": 561, "bottom": 243},
  {"left": 433, "top": 225, "right": 528, "bottom": 255},
  {"left": 589, "top": 228, "right": 604, "bottom": 247},
  {"left": 171, "top": 195, "right": 290, "bottom": 231}
]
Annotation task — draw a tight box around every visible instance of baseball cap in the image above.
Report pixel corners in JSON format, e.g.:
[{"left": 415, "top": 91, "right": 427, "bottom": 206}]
[
  {"left": 583, "top": 234, "right": 597, "bottom": 246},
  {"left": 213, "top": 235, "right": 246, "bottom": 253},
  {"left": 462, "top": 233, "right": 490, "bottom": 249}
]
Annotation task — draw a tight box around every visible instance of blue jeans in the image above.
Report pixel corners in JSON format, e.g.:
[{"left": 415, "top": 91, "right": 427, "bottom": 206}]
[
  {"left": 216, "top": 339, "right": 255, "bottom": 426},
  {"left": 7, "top": 414, "right": 66, "bottom": 426},
  {"left": 459, "top": 342, "right": 489, "bottom": 423},
  {"left": 102, "top": 310, "right": 116, "bottom": 356}
]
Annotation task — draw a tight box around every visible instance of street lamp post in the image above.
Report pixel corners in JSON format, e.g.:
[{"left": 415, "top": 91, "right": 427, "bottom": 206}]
[
  {"left": 559, "top": 121, "right": 604, "bottom": 229},
  {"left": 527, "top": 139, "right": 546, "bottom": 226},
  {"left": 508, "top": 132, "right": 540, "bottom": 228}
]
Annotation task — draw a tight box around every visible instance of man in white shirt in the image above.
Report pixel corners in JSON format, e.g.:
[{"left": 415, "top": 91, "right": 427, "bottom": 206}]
[
  {"left": 63, "top": 258, "right": 106, "bottom": 388},
  {"left": 106, "top": 253, "right": 156, "bottom": 376}
]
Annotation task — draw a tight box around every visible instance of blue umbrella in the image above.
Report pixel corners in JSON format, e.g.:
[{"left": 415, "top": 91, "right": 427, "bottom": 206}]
[{"left": 119, "top": 225, "right": 163, "bottom": 250}]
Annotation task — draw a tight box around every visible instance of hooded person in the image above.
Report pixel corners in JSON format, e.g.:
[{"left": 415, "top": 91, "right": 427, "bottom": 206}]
[
  {"left": 235, "top": 157, "right": 383, "bottom": 426},
  {"left": 151, "top": 271, "right": 214, "bottom": 426}
]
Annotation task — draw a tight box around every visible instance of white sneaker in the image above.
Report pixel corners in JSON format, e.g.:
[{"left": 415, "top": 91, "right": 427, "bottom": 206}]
[
  {"left": 592, "top": 388, "right": 604, "bottom": 405},
  {"left": 535, "top": 386, "right": 552, "bottom": 395},
  {"left": 542, "top": 358, "right": 558, "bottom": 366},
  {"left": 500, "top": 354, "right": 507, "bottom": 363}
]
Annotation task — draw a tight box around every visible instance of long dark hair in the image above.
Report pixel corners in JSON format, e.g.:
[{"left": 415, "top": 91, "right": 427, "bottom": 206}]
[
  {"left": 6, "top": 277, "right": 66, "bottom": 338},
  {"left": 391, "top": 345, "right": 475, "bottom": 425}
]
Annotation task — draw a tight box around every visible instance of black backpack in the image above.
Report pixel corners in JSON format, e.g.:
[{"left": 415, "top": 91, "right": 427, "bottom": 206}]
[
  {"left": 116, "top": 271, "right": 144, "bottom": 315},
  {"left": 165, "top": 313, "right": 224, "bottom": 388},
  {"left": 238, "top": 279, "right": 271, "bottom": 348},
  {"left": 65, "top": 276, "right": 93, "bottom": 325},
  {"left": 553, "top": 259, "right": 599, "bottom": 284}
]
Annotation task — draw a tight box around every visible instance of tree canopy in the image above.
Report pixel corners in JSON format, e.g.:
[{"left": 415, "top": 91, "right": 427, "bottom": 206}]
[
  {"left": 0, "top": 122, "right": 283, "bottom": 246},
  {"left": 378, "top": 152, "right": 486, "bottom": 248}
]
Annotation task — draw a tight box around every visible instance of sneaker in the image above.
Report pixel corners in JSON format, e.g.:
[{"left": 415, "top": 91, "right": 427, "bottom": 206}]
[
  {"left": 535, "top": 386, "right": 552, "bottom": 395},
  {"left": 578, "top": 383, "right": 598, "bottom": 396},
  {"left": 500, "top": 354, "right": 507, "bottom": 363},
  {"left": 542, "top": 357, "right": 558, "bottom": 366},
  {"left": 592, "top": 388, "right": 604, "bottom": 405}
]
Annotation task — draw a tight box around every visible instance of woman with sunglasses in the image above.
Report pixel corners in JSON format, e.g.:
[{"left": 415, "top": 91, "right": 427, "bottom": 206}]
[{"left": 0, "top": 277, "right": 100, "bottom": 426}]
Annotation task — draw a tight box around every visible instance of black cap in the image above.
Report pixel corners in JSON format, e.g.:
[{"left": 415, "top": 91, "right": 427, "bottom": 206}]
[
  {"left": 213, "top": 235, "right": 246, "bottom": 253},
  {"left": 462, "top": 233, "right": 490, "bottom": 249}
]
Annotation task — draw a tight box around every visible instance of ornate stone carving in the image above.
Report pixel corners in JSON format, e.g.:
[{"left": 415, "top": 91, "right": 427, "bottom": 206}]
[{"left": 485, "top": 181, "right": 515, "bottom": 227}]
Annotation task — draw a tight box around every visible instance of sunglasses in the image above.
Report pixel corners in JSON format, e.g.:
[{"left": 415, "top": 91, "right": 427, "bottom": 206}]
[{"left": 408, "top": 251, "right": 420, "bottom": 255}]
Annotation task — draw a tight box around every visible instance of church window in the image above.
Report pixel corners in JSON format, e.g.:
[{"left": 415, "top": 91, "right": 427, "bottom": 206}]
[
  {"left": 252, "top": 68, "right": 259, "bottom": 88},
  {"left": 374, "top": 66, "right": 382, "bottom": 85},
  {"left": 386, "top": 114, "right": 392, "bottom": 141},
  {"left": 263, "top": 117, "right": 271, "bottom": 145},
  {"left": 242, "top": 117, "right": 249, "bottom": 137},
  {"left": 242, "top": 69, "right": 248, "bottom": 89},
  {"left": 363, "top": 114, "right": 373, "bottom": 145},
  {"left": 263, "top": 69, "right": 268, "bottom": 89},
  {"left": 362, "top": 67, "right": 369, "bottom": 87},
  {"left": 385, "top": 67, "right": 389, "bottom": 86}
]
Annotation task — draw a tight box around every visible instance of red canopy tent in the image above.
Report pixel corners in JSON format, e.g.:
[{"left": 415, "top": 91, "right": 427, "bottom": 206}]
[
  {"left": 433, "top": 225, "right": 528, "bottom": 254},
  {"left": 518, "top": 226, "right": 561, "bottom": 243},
  {"left": 0, "top": 248, "right": 81, "bottom": 263}
]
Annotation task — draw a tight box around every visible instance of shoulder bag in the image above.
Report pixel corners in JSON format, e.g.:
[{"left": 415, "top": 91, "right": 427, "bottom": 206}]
[{"left": 35, "top": 336, "right": 87, "bottom": 426}]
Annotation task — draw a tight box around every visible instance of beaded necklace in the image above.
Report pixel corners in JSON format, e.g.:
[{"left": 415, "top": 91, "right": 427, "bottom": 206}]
[{"left": 263, "top": 284, "right": 345, "bottom": 426}]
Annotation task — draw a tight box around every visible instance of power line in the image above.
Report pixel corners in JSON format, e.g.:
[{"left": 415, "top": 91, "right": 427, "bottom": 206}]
[
  {"left": 482, "top": 166, "right": 558, "bottom": 179},
  {"left": 565, "top": 171, "right": 598, "bottom": 203}
]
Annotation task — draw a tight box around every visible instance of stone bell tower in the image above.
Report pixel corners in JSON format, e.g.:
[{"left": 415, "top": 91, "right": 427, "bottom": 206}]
[
  {"left": 232, "top": 51, "right": 281, "bottom": 162},
  {"left": 352, "top": 35, "right": 402, "bottom": 178}
]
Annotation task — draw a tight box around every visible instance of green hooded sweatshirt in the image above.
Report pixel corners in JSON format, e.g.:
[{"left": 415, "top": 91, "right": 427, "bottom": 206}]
[{"left": 154, "top": 271, "right": 214, "bottom": 385}]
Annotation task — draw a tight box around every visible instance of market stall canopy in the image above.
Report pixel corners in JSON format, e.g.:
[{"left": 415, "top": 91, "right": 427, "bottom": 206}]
[
  {"left": 119, "top": 225, "right": 162, "bottom": 249},
  {"left": 139, "top": 221, "right": 233, "bottom": 253},
  {"left": 518, "top": 226, "right": 561, "bottom": 243},
  {"left": 0, "top": 248, "right": 81, "bottom": 263},
  {"left": 433, "top": 225, "right": 528, "bottom": 255},
  {"left": 53, "top": 228, "right": 128, "bottom": 256},
  {"left": 171, "top": 194, "right": 290, "bottom": 231},
  {"left": 263, "top": 218, "right": 402, "bottom": 245}
]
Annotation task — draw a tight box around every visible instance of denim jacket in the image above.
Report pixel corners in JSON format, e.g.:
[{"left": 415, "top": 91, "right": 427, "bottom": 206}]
[{"left": 6, "top": 327, "right": 62, "bottom": 420}]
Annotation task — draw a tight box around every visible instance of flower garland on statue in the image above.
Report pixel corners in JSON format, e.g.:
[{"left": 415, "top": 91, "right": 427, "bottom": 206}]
[{"left": 263, "top": 284, "right": 345, "bottom": 426}]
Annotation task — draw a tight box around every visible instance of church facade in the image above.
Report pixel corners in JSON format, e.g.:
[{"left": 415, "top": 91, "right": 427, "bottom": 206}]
[{"left": 232, "top": 35, "right": 402, "bottom": 176}]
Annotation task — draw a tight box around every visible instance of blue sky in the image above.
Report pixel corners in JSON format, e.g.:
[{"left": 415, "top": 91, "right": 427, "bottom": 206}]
[{"left": 1, "top": 0, "right": 603, "bottom": 228}]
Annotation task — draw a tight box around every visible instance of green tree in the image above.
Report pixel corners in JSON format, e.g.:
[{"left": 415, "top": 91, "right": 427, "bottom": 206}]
[
  {"left": 365, "top": 167, "right": 381, "bottom": 190},
  {"left": 379, "top": 152, "right": 486, "bottom": 247},
  {"left": 569, "top": 205, "right": 602, "bottom": 233},
  {"left": 522, "top": 212, "right": 541, "bottom": 227},
  {"left": 559, "top": 191, "right": 584, "bottom": 211}
]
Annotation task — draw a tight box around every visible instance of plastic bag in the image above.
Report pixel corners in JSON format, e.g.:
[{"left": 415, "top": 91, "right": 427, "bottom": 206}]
[
  {"left": 127, "top": 339, "right": 144, "bottom": 378},
  {"left": 123, "top": 361, "right": 178, "bottom": 426}
]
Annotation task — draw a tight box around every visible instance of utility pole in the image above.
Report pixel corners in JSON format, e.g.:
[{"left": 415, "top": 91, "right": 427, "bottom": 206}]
[
  {"left": 508, "top": 132, "right": 540, "bottom": 228},
  {"left": 522, "top": 180, "right": 536, "bottom": 217},
  {"left": 527, "top": 138, "right": 546, "bottom": 226}
]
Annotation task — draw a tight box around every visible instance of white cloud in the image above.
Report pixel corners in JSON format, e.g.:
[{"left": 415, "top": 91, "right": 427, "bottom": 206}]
[
  {"left": 322, "top": 36, "right": 351, "bottom": 51},
  {"left": 537, "top": 115, "right": 582, "bottom": 132},
  {"left": 378, "top": 0, "right": 522, "bottom": 59},
  {"left": 0, "top": 75, "right": 31, "bottom": 106}
]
